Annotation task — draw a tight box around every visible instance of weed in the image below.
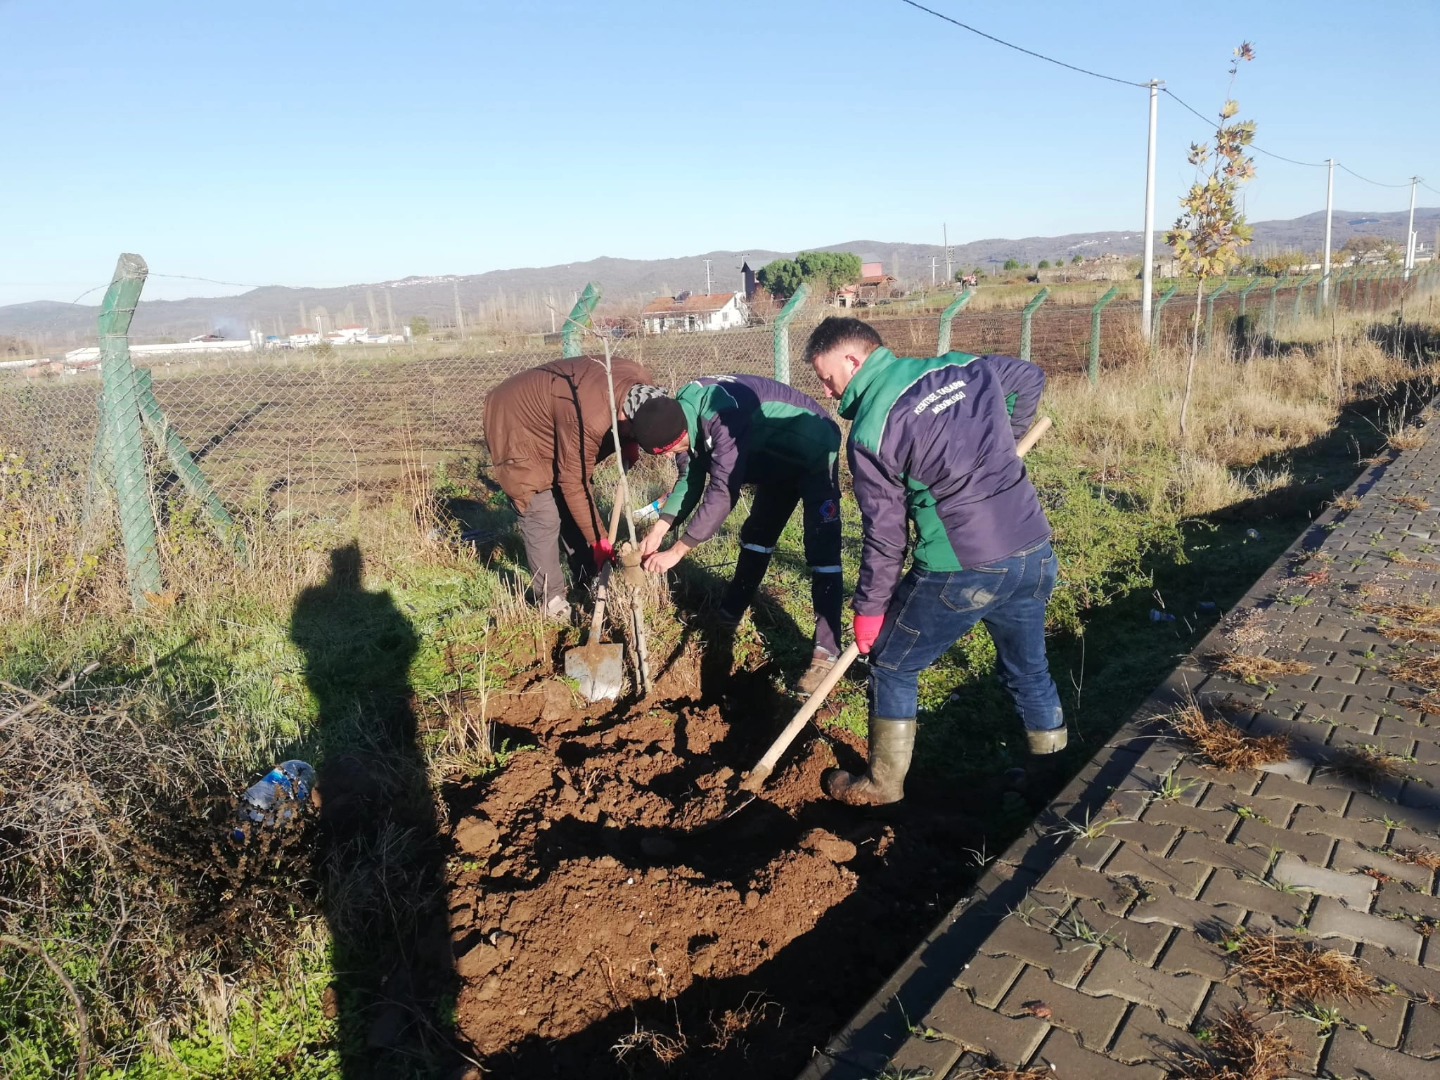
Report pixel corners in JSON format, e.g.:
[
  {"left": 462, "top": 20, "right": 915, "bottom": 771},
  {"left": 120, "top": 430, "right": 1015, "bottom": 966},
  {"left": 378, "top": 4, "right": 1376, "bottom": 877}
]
[
  {"left": 611, "top": 1015, "right": 688, "bottom": 1066},
  {"left": 1162, "top": 702, "right": 1292, "bottom": 771},
  {"left": 1209, "top": 652, "right": 1313, "bottom": 686},
  {"left": 1360, "top": 600, "right": 1440, "bottom": 626},
  {"left": 1323, "top": 744, "right": 1416, "bottom": 785},
  {"left": 1046, "top": 808, "right": 1131, "bottom": 842},
  {"left": 1152, "top": 761, "right": 1200, "bottom": 802},
  {"left": 1292, "top": 1003, "right": 1346, "bottom": 1035},
  {"left": 1385, "top": 846, "right": 1440, "bottom": 870},
  {"left": 1222, "top": 929, "right": 1381, "bottom": 1010},
  {"left": 1332, "top": 495, "right": 1362, "bottom": 511},
  {"left": 1386, "top": 426, "right": 1427, "bottom": 451},
  {"left": 1170, "top": 1006, "right": 1293, "bottom": 1080},
  {"left": 1388, "top": 653, "right": 1440, "bottom": 689}
]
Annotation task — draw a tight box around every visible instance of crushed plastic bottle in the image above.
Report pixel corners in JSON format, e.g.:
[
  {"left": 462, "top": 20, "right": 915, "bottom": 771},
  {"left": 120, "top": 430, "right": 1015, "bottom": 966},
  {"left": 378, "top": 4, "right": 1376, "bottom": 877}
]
[
  {"left": 232, "top": 760, "right": 315, "bottom": 842},
  {"left": 1149, "top": 609, "right": 1177, "bottom": 623},
  {"left": 632, "top": 498, "right": 665, "bottom": 525},
  {"left": 1244, "top": 528, "right": 1261, "bottom": 541}
]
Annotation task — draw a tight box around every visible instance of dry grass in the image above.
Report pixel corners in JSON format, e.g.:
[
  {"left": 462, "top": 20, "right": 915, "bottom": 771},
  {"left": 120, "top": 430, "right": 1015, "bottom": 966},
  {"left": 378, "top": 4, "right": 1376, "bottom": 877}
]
[
  {"left": 1164, "top": 702, "right": 1292, "bottom": 770},
  {"left": 1388, "top": 653, "right": 1440, "bottom": 689},
  {"left": 1397, "top": 692, "right": 1440, "bottom": 715},
  {"left": 1331, "top": 494, "right": 1362, "bottom": 512},
  {"left": 1323, "top": 744, "right": 1415, "bottom": 785},
  {"left": 1386, "top": 426, "right": 1428, "bottom": 451},
  {"left": 1223, "top": 930, "right": 1380, "bottom": 1010},
  {"left": 1389, "top": 494, "right": 1433, "bottom": 512},
  {"left": 1169, "top": 1007, "right": 1293, "bottom": 1080},
  {"left": 950, "top": 1065, "right": 1051, "bottom": 1080},
  {"left": 1210, "top": 652, "right": 1314, "bottom": 686},
  {"left": 1360, "top": 601, "right": 1440, "bottom": 626},
  {"left": 1378, "top": 624, "right": 1440, "bottom": 643},
  {"left": 1386, "top": 846, "right": 1440, "bottom": 870}
]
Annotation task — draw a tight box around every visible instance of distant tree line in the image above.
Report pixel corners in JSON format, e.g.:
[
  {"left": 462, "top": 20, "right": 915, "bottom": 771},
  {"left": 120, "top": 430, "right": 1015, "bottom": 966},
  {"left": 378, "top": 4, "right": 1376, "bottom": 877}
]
[{"left": 756, "top": 251, "right": 862, "bottom": 299}]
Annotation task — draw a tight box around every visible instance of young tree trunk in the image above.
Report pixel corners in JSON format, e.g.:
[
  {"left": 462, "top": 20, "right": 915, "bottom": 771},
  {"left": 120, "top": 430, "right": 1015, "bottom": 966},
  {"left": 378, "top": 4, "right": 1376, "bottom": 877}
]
[{"left": 1179, "top": 284, "right": 1205, "bottom": 437}]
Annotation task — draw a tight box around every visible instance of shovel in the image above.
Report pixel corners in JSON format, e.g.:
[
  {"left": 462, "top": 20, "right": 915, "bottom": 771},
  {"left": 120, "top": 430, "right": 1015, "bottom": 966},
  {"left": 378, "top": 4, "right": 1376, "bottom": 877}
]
[
  {"left": 564, "top": 494, "right": 627, "bottom": 701},
  {"left": 710, "top": 414, "right": 1055, "bottom": 820}
]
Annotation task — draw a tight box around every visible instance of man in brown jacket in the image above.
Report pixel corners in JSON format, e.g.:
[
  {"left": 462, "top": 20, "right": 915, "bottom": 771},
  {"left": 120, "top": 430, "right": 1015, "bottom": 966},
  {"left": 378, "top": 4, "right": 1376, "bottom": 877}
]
[{"left": 483, "top": 356, "right": 663, "bottom": 619}]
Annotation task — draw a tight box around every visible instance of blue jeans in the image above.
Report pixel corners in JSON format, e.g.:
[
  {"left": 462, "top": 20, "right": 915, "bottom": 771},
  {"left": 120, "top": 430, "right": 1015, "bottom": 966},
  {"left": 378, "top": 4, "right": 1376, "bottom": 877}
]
[{"left": 869, "top": 540, "right": 1064, "bottom": 733}]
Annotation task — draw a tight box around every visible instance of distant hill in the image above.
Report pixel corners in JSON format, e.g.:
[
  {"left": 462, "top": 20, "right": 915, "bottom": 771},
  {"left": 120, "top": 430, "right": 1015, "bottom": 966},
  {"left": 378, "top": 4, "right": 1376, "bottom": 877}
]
[{"left": 3, "top": 208, "right": 1435, "bottom": 348}]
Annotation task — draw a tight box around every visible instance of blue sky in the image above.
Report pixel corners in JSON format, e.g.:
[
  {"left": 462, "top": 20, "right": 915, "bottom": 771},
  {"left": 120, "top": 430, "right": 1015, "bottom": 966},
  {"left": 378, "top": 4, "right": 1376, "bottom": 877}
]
[{"left": 1, "top": 0, "right": 1435, "bottom": 305}]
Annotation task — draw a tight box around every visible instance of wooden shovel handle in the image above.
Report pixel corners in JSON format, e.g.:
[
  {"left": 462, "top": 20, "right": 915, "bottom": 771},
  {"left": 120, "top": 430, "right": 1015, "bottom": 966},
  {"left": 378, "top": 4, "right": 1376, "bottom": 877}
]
[
  {"left": 1016, "top": 415, "right": 1051, "bottom": 457},
  {"left": 742, "top": 642, "right": 862, "bottom": 792},
  {"left": 586, "top": 489, "right": 628, "bottom": 644}
]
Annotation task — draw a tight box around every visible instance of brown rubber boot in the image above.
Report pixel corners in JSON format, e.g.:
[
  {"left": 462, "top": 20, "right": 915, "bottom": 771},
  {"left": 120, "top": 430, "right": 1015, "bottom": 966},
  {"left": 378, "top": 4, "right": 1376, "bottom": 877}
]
[{"left": 822, "top": 719, "right": 916, "bottom": 806}]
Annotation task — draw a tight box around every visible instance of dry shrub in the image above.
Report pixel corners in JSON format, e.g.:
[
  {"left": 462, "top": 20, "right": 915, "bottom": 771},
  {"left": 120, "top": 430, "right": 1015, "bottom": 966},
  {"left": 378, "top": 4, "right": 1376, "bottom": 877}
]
[
  {"left": 1170, "top": 1007, "right": 1293, "bottom": 1080},
  {"left": 1388, "top": 653, "right": 1440, "bottom": 689},
  {"left": 1210, "top": 652, "right": 1313, "bottom": 685},
  {"left": 1164, "top": 702, "right": 1291, "bottom": 770},
  {"left": 1331, "top": 495, "right": 1362, "bottom": 512},
  {"left": 1224, "top": 930, "right": 1380, "bottom": 1010},
  {"left": 1360, "top": 601, "right": 1440, "bottom": 626},
  {"left": 1388, "top": 846, "right": 1440, "bottom": 870}
]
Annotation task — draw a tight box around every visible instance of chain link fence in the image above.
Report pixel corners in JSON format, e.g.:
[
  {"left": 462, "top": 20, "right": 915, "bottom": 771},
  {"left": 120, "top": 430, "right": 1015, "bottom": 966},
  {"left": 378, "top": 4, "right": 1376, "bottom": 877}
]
[{"left": 0, "top": 267, "right": 1429, "bottom": 536}]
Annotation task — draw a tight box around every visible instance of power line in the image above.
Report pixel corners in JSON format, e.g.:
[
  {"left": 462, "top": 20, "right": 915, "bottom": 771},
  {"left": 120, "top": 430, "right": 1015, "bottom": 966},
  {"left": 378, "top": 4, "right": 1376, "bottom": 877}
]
[
  {"left": 893, "top": 0, "right": 1149, "bottom": 88},
  {"left": 1338, "top": 164, "right": 1413, "bottom": 188},
  {"left": 1420, "top": 178, "right": 1440, "bottom": 197},
  {"left": 1162, "top": 88, "right": 1326, "bottom": 168},
  {"left": 150, "top": 272, "right": 271, "bottom": 290}
]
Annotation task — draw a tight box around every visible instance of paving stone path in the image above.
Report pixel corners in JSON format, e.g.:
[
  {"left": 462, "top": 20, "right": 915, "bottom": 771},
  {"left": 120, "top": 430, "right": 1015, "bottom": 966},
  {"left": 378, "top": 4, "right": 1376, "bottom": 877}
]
[{"left": 801, "top": 407, "right": 1440, "bottom": 1080}]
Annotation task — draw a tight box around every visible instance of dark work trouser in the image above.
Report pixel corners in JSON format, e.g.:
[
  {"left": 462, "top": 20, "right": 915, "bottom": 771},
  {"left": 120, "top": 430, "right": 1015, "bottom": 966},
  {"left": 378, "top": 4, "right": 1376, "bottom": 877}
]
[
  {"left": 518, "top": 488, "right": 593, "bottom": 607},
  {"left": 719, "top": 471, "right": 844, "bottom": 657}
]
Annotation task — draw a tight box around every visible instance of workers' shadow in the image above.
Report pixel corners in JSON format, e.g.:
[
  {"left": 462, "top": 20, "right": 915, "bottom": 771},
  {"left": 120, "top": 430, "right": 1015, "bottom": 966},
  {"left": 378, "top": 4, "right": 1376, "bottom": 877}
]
[{"left": 291, "top": 542, "right": 458, "bottom": 1077}]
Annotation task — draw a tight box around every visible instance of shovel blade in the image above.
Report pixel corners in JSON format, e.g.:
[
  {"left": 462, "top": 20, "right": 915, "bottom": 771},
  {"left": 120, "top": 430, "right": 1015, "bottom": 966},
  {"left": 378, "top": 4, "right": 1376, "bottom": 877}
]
[{"left": 564, "top": 643, "right": 626, "bottom": 701}]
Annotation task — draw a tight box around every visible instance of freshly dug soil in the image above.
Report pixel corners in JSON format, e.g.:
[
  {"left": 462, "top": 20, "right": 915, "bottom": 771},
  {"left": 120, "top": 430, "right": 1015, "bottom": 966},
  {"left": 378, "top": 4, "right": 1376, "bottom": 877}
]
[{"left": 441, "top": 643, "right": 1002, "bottom": 1079}]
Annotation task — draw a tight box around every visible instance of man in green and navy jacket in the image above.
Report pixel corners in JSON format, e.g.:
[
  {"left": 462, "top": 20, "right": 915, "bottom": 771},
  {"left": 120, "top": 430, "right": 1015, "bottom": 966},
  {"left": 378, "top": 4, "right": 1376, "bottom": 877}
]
[
  {"left": 803, "top": 316, "right": 1065, "bottom": 806},
  {"left": 629, "top": 374, "right": 845, "bottom": 693}
]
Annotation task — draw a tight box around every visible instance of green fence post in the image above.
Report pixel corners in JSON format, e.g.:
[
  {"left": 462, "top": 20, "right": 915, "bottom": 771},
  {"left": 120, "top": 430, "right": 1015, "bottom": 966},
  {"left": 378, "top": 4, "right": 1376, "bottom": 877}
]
[
  {"left": 772, "top": 282, "right": 811, "bottom": 384},
  {"left": 1087, "top": 286, "right": 1119, "bottom": 384},
  {"left": 561, "top": 282, "right": 601, "bottom": 357},
  {"left": 935, "top": 287, "right": 974, "bottom": 355},
  {"left": 1291, "top": 274, "right": 1315, "bottom": 320},
  {"left": 1150, "top": 284, "right": 1178, "bottom": 346},
  {"left": 1238, "top": 277, "right": 1262, "bottom": 317},
  {"left": 97, "top": 253, "right": 162, "bottom": 607},
  {"left": 1203, "top": 280, "right": 1230, "bottom": 345},
  {"left": 133, "top": 369, "right": 245, "bottom": 556},
  {"left": 1019, "top": 287, "right": 1049, "bottom": 363}
]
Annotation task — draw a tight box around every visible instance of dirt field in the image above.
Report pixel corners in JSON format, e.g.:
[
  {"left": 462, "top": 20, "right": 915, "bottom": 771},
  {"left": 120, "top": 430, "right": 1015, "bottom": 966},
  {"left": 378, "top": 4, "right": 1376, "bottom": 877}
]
[{"left": 437, "top": 643, "right": 1008, "bottom": 1078}]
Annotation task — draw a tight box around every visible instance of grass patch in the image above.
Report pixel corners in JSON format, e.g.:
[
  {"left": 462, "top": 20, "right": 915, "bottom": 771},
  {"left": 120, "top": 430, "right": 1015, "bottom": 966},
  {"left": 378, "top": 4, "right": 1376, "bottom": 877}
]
[
  {"left": 1172, "top": 1007, "right": 1293, "bottom": 1080},
  {"left": 1209, "top": 652, "right": 1313, "bottom": 685},
  {"left": 1223, "top": 930, "right": 1380, "bottom": 1011},
  {"left": 1162, "top": 702, "right": 1292, "bottom": 771}
]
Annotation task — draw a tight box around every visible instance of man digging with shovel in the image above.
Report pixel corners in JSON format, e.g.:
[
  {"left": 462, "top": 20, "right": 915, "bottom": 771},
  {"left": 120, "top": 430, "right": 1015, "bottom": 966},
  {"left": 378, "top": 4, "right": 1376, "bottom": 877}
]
[
  {"left": 483, "top": 356, "right": 666, "bottom": 621},
  {"left": 803, "top": 317, "right": 1065, "bottom": 806},
  {"left": 629, "top": 375, "right": 845, "bottom": 695}
]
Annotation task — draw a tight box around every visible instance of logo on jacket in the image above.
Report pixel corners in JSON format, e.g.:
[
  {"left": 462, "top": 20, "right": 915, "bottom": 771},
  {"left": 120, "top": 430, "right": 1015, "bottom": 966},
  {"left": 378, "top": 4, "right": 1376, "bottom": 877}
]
[{"left": 819, "top": 498, "right": 840, "bottom": 522}]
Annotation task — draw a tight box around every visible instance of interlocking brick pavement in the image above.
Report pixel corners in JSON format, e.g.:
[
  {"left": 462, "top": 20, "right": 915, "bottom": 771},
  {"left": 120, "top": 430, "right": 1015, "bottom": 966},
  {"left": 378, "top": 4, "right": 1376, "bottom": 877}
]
[{"left": 798, "top": 399, "right": 1440, "bottom": 1080}]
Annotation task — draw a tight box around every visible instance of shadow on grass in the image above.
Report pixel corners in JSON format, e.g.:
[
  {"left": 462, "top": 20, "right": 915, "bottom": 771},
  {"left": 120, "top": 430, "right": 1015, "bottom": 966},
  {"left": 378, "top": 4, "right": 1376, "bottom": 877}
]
[{"left": 291, "top": 542, "right": 460, "bottom": 1078}]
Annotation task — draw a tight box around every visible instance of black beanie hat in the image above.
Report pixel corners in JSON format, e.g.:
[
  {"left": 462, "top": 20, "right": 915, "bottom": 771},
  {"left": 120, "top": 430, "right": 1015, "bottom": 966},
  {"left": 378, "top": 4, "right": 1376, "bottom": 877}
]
[{"left": 630, "top": 397, "right": 688, "bottom": 453}]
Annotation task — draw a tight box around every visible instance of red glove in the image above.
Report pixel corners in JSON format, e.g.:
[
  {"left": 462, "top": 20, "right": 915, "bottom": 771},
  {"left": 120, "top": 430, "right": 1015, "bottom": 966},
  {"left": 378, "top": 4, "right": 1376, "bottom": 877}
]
[
  {"left": 591, "top": 538, "right": 616, "bottom": 567},
  {"left": 621, "top": 440, "right": 641, "bottom": 467},
  {"left": 853, "top": 613, "right": 885, "bottom": 655}
]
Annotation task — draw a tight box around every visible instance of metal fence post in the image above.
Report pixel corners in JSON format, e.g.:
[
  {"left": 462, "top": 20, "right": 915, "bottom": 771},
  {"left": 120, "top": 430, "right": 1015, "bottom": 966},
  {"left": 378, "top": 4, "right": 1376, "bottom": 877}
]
[
  {"left": 1150, "top": 284, "right": 1177, "bottom": 347},
  {"left": 935, "top": 287, "right": 974, "bottom": 355},
  {"left": 97, "top": 253, "right": 163, "bottom": 607},
  {"left": 1238, "top": 277, "right": 1262, "bottom": 317},
  {"left": 134, "top": 369, "right": 245, "bottom": 555},
  {"left": 561, "top": 282, "right": 601, "bottom": 357},
  {"left": 772, "top": 282, "right": 810, "bottom": 384},
  {"left": 1203, "top": 280, "right": 1230, "bottom": 345},
  {"left": 1292, "top": 274, "right": 1315, "bottom": 320},
  {"left": 1087, "top": 286, "right": 1119, "bottom": 384},
  {"left": 1019, "top": 287, "right": 1049, "bottom": 363}
]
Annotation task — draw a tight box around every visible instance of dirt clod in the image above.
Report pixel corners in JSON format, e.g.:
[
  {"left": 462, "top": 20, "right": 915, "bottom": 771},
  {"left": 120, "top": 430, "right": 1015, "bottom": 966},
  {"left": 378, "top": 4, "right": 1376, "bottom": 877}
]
[{"left": 800, "top": 827, "right": 859, "bottom": 863}]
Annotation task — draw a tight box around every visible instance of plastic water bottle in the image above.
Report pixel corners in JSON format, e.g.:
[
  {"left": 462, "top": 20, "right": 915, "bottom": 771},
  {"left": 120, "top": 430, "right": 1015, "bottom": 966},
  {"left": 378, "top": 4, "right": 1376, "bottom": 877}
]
[
  {"left": 233, "top": 760, "right": 315, "bottom": 841},
  {"left": 633, "top": 498, "right": 665, "bottom": 524},
  {"left": 1149, "top": 609, "right": 1177, "bottom": 623},
  {"left": 1244, "top": 528, "right": 1261, "bottom": 541}
]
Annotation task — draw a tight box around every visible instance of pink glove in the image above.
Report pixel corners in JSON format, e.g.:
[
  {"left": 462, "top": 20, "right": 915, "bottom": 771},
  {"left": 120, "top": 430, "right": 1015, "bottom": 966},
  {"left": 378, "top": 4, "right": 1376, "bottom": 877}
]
[
  {"left": 591, "top": 538, "right": 616, "bottom": 567},
  {"left": 853, "top": 614, "right": 885, "bottom": 655}
]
